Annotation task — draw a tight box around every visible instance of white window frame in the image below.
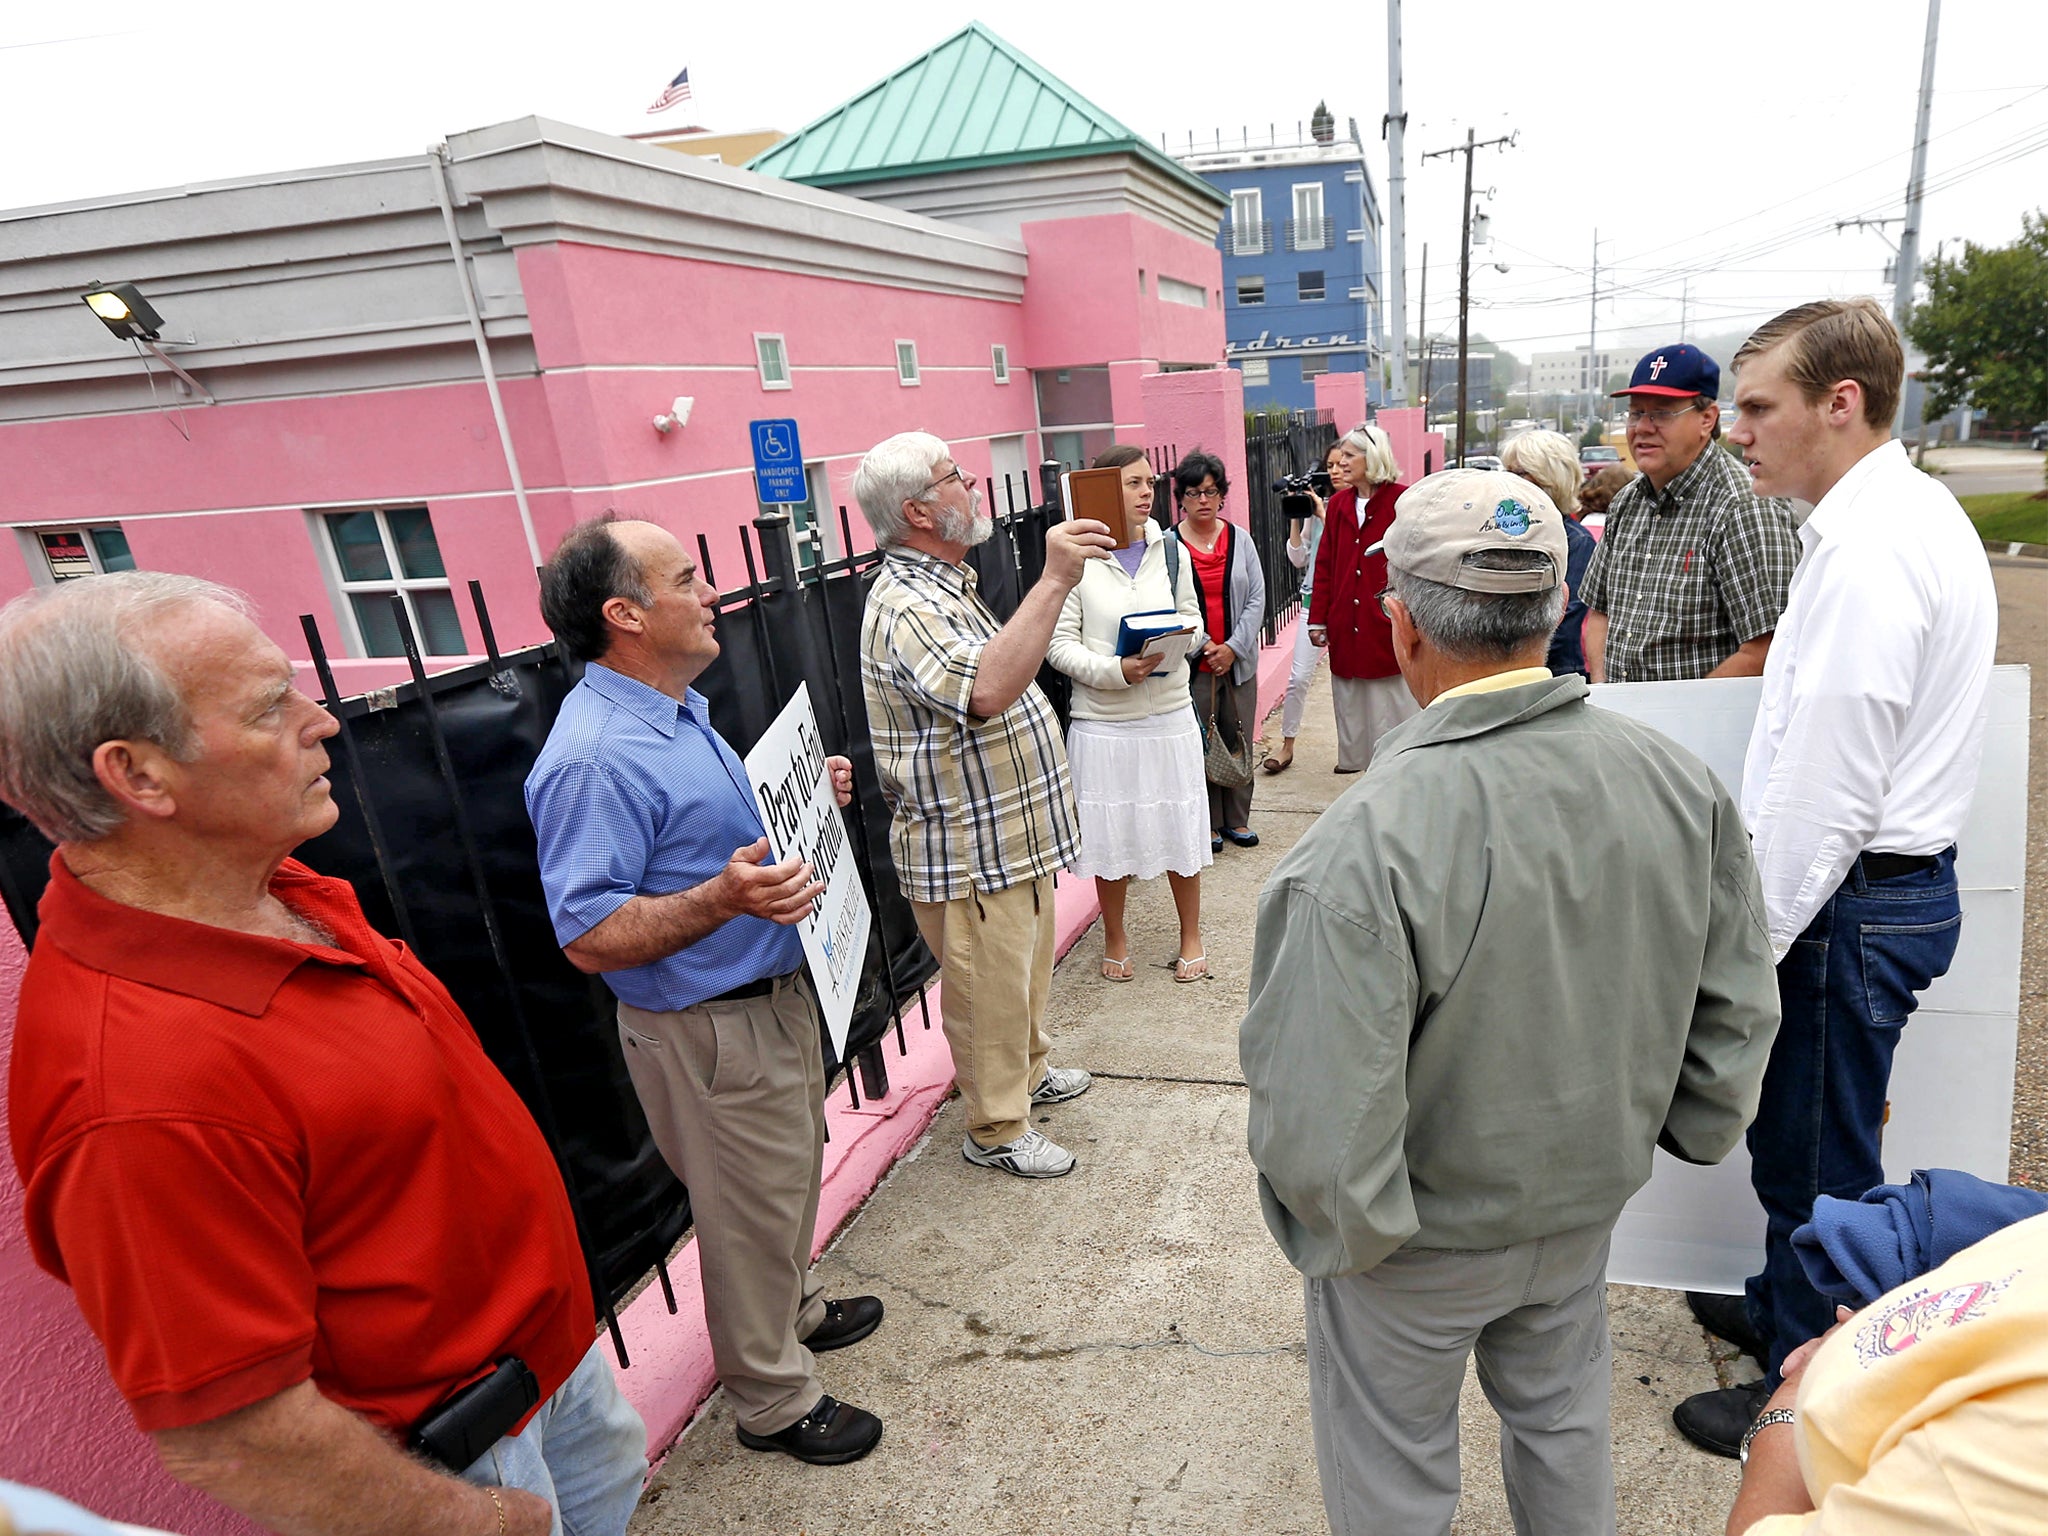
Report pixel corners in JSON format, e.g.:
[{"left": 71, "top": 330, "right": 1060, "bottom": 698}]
[
  {"left": 312, "top": 505, "right": 465, "bottom": 659},
  {"left": 1292, "top": 182, "right": 1327, "bottom": 250},
  {"left": 1240, "top": 358, "right": 1271, "bottom": 387},
  {"left": 1236, "top": 275, "right": 1266, "bottom": 306},
  {"left": 1299, "top": 353, "right": 1331, "bottom": 380},
  {"left": 991, "top": 343, "right": 1011, "bottom": 383},
  {"left": 895, "top": 340, "right": 920, "bottom": 386},
  {"left": 1230, "top": 188, "right": 1265, "bottom": 255},
  {"left": 754, "top": 333, "right": 791, "bottom": 391},
  {"left": 1298, "top": 269, "right": 1326, "bottom": 302},
  {"left": 22, "top": 524, "right": 134, "bottom": 584}
]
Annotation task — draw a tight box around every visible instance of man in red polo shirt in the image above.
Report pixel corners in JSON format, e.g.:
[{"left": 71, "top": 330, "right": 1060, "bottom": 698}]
[{"left": 0, "top": 574, "right": 644, "bottom": 1535}]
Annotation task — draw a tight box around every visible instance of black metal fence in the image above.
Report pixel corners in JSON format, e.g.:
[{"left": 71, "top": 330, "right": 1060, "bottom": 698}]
[
  {"left": 1241, "top": 409, "right": 1338, "bottom": 645},
  {"left": 0, "top": 468, "right": 1075, "bottom": 1366}
]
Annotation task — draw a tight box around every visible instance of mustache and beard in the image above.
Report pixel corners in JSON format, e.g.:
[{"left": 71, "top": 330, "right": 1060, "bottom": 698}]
[{"left": 934, "top": 488, "right": 992, "bottom": 547}]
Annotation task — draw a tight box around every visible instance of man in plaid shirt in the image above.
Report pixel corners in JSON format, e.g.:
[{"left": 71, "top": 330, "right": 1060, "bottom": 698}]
[
  {"left": 1580, "top": 345, "right": 1799, "bottom": 682},
  {"left": 857, "top": 432, "right": 1114, "bottom": 1180}
]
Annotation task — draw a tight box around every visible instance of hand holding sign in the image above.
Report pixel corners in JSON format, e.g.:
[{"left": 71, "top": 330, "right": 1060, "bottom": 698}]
[
  {"left": 827, "top": 754, "right": 854, "bottom": 808},
  {"left": 721, "top": 836, "right": 824, "bottom": 925}
]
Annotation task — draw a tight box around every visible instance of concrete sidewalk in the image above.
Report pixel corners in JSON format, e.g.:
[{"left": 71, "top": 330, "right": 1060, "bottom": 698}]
[{"left": 631, "top": 660, "right": 1748, "bottom": 1536}]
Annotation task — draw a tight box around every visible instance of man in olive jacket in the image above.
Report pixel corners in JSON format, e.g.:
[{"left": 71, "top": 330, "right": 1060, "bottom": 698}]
[{"left": 1241, "top": 468, "right": 1780, "bottom": 1536}]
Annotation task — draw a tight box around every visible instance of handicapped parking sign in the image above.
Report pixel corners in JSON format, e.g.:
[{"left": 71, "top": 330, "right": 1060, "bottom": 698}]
[{"left": 750, "top": 418, "right": 809, "bottom": 504}]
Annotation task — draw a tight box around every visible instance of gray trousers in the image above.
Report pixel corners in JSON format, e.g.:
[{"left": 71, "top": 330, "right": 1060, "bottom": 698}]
[
  {"left": 1197, "top": 667, "right": 1257, "bottom": 831},
  {"left": 1305, "top": 1218, "right": 1617, "bottom": 1536},
  {"left": 617, "top": 972, "right": 828, "bottom": 1435},
  {"left": 1330, "top": 673, "right": 1418, "bottom": 773}
]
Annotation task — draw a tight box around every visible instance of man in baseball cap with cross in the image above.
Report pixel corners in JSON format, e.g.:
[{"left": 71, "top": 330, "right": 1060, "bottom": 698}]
[
  {"left": 1578, "top": 343, "right": 1800, "bottom": 684},
  {"left": 1242, "top": 468, "right": 1780, "bottom": 1534}
]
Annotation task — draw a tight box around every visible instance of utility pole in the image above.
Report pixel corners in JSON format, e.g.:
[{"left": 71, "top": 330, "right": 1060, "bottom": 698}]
[
  {"left": 1382, "top": 0, "right": 1410, "bottom": 405},
  {"left": 1417, "top": 241, "right": 1430, "bottom": 419},
  {"left": 1894, "top": 0, "right": 1941, "bottom": 442},
  {"left": 1586, "top": 229, "right": 1599, "bottom": 435},
  {"left": 1422, "top": 126, "right": 1514, "bottom": 465},
  {"left": 1680, "top": 278, "right": 1690, "bottom": 343}
]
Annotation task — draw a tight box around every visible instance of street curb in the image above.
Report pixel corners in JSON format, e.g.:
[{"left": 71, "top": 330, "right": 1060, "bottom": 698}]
[{"left": 1986, "top": 538, "right": 2048, "bottom": 561}]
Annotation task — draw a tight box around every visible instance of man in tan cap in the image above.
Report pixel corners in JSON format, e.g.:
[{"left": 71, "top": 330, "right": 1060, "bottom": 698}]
[{"left": 1240, "top": 468, "right": 1780, "bottom": 1536}]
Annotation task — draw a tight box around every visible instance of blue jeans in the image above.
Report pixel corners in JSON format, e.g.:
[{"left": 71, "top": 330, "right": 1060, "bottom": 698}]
[
  {"left": 460, "top": 1342, "right": 648, "bottom": 1536},
  {"left": 1743, "top": 848, "right": 1962, "bottom": 1388}
]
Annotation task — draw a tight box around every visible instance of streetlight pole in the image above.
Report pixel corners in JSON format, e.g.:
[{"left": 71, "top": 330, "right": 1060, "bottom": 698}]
[
  {"left": 1894, "top": 0, "right": 1941, "bottom": 441},
  {"left": 1383, "top": 0, "right": 1410, "bottom": 405}
]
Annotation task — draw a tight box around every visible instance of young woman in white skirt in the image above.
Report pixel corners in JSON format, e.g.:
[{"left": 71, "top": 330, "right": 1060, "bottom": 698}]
[{"left": 1047, "top": 445, "right": 1212, "bottom": 984}]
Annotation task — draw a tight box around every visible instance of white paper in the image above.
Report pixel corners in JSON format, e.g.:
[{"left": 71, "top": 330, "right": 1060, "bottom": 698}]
[
  {"left": 1590, "top": 666, "right": 2031, "bottom": 1292},
  {"left": 741, "top": 684, "right": 872, "bottom": 1060}
]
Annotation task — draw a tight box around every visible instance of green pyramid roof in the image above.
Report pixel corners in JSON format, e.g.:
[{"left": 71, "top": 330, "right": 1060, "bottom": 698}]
[{"left": 748, "top": 22, "right": 1221, "bottom": 205}]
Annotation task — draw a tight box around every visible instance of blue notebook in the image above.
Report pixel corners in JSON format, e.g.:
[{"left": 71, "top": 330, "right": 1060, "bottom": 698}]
[{"left": 1115, "top": 610, "right": 1194, "bottom": 658}]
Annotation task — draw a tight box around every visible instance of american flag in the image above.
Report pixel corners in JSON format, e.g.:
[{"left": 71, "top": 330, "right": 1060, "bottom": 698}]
[{"left": 646, "top": 66, "right": 692, "bottom": 114}]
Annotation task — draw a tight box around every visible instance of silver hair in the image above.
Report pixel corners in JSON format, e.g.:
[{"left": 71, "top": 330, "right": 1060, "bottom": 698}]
[
  {"left": 1499, "top": 430, "right": 1583, "bottom": 516},
  {"left": 0, "top": 572, "right": 252, "bottom": 844},
  {"left": 1340, "top": 423, "right": 1402, "bottom": 486},
  {"left": 853, "top": 431, "right": 951, "bottom": 548},
  {"left": 1389, "top": 551, "right": 1566, "bottom": 663}
]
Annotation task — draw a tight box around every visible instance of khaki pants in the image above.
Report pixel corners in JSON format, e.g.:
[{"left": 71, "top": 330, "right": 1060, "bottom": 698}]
[
  {"left": 1331, "top": 672, "right": 1419, "bottom": 772},
  {"left": 912, "top": 874, "right": 1056, "bottom": 1148},
  {"left": 616, "top": 972, "right": 828, "bottom": 1435}
]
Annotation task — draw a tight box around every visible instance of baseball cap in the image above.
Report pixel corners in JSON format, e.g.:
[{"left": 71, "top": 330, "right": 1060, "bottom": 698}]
[
  {"left": 1613, "top": 343, "right": 1719, "bottom": 399},
  {"left": 1371, "top": 469, "right": 1566, "bottom": 593}
]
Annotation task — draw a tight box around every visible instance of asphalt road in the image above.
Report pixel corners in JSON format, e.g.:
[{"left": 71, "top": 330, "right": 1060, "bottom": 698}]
[{"left": 1925, "top": 445, "right": 2045, "bottom": 499}]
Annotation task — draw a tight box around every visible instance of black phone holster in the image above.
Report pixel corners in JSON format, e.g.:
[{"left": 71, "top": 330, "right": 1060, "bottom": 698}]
[{"left": 407, "top": 1356, "right": 542, "bottom": 1473}]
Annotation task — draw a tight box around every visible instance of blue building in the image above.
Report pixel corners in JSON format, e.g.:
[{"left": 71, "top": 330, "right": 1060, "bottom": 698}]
[{"left": 1170, "top": 110, "right": 1386, "bottom": 412}]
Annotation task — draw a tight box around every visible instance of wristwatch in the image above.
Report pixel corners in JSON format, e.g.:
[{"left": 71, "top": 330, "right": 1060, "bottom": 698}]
[{"left": 1739, "top": 1408, "right": 1797, "bottom": 1465}]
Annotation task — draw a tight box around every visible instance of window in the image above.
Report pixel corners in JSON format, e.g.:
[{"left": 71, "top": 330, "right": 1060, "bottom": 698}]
[
  {"left": 1138, "top": 268, "right": 1147, "bottom": 295},
  {"left": 754, "top": 333, "right": 790, "bottom": 390},
  {"left": 1299, "top": 353, "right": 1331, "bottom": 379},
  {"left": 758, "top": 461, "right": 834, "bottom": 571},
  {"left": 1236, "top": 275, "right": 1266, "bottom": 306},
  {"left": 1230, "top": 189, "right": 1265, "bottom": 255},
  {"left": 320, "top": 507, "right": 466, "bottom": 657},
  {"left": 1298, "top": 270, "right": 1325, "bottom": 302},
  {"left": 1240, "top": 358, "right": 1271, "bottom": 387},
  {"left": 1158, "top": 276, "right": 1208, "bottom": 308},
  {"left": 895, "top": 340, "right": 920, "bottom": 386},
  {"left": 1291, "top": 183, "right": 1328, "bottom": 250},
  {"left": 991, "top": 344, "right": 1010, "bottom": 383},
  {"left": 35, "top": 526, "right": 135, "bottom": 581}
]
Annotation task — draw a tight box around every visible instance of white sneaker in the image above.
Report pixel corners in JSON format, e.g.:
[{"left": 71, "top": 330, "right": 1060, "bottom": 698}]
[
  {"left": 961, "top": 1129, "right": 1077, "bottom": 1178},
  {"left": 1029, "top": 1065, "right": 1093, "bottom": 1105}
]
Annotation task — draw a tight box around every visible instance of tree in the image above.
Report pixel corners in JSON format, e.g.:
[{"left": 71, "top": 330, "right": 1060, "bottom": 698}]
[
  {"left": 1908, "top": 212, "right": 2048, "bottom": 433},
  {"left": 1579, "top": 418, "right": 1606, "bottom": 449}
]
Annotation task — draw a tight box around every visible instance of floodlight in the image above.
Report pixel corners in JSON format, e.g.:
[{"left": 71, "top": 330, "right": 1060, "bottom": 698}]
[{"left": 81, "top": 282, "right": 164, "bottom": 341}]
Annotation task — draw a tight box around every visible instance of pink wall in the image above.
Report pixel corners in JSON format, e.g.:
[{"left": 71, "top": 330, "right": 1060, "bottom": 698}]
[
  {"left": 1314, "top": 372, "right": 1369, "bottom": 433},
  {"left": 0, "top": 916, "right": 259, "bottom": 1533},
  {"left": 1139, "top": 368, "right": 1249, "bottom": 527},
  {"left": 1372, "top": 406, "right": 1448, "bottom": 485},
  {"left": 1019, "top": 214, "right": 1224, "bottom": 372}
]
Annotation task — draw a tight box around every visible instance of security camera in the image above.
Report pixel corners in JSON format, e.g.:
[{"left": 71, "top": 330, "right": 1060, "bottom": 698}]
[{"left": 653, "top": 396, "right": 695, "bottom": 434}]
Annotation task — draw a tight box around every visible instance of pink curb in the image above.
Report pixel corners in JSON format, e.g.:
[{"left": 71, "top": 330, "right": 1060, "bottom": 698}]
[{"left": 616, "top": 623, "right": 1295, "bottom": 1462}]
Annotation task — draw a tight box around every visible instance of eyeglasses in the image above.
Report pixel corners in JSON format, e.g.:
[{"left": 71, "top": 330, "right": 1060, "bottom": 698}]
[
  {"left": 1376, "top": 585, "right": 1397, "bottom": 619},
  {"left": 1183, "top": 486, "right": 1225, "bottom": 502},
  {"left": 1625, "top": 401, "right": 1707, "bottom": 427},
  {"left": 923, "top": 467, "right": 974, "bottom": 494}
]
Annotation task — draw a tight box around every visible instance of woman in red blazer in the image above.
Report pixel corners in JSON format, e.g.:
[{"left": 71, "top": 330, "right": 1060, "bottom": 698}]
[{"left": 1308, "top": 423, "right": 1417, "bottom": 772}]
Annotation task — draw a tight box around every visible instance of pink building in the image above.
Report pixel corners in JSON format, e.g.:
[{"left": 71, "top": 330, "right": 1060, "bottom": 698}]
[
  {"left": 0, "top": 24, "right": 1248, "bottom": 1525},
  {"left": 0, "top": 24, "right": 1231, "bottom": 697}
]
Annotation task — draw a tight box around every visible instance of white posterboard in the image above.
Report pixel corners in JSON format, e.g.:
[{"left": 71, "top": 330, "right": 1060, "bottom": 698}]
[
  {"left": 742, "top": 685, "right": 871, "bottom": 1060},
  {"left": 1593, "top": 665, "right": 2031, "bottom": 1292}
]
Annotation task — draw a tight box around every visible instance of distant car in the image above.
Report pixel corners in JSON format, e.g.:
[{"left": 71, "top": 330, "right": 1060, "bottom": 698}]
[
  {"left": 2031, "top": 422, "right": 2046, "bottom": 451},
  {"left": 1465, "top": 455, "right": 1503, "bottom": 472},
  {"left": 1579, "top": 445, "right": 1622, "bottom": 480}
]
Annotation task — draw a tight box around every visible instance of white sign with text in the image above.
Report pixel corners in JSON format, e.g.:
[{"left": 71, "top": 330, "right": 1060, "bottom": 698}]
[
  {"left": 1594, "top": 666, "right": 2031, "bottom": 1293},
  {"left": 743, "top": 685, "right": 870, "bottom": 1060}
]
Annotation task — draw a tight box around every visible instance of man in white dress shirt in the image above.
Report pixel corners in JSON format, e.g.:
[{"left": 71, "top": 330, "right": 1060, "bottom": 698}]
[{"left": 1673, "top": 297, "right": 1999, "bottom": 1456}]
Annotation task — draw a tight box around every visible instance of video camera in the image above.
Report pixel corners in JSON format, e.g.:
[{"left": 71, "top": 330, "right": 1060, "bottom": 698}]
[{"left": 1273, "top": 469, "right": 1334, "bottom": 518}]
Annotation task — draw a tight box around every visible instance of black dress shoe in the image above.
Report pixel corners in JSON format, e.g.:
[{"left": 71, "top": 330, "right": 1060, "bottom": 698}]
[
  {"left": 1687, "top": 1290, "right": 1768, "bottom": 1365},
  {"left": 1672, "top": 1380, "right": 1771, "bottom": 1458},
  {"left": 736, "top": 1394, "right": 884, "bottom": 1465},
  {"left": 804, "top": 1295, "right": 883, "bottom": 1353}
]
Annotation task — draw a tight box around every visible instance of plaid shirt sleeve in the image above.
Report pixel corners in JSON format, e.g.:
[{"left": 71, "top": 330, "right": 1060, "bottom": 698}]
[
  {"left": 1708, "top": 495, "right": 1801, "bottom": 645},
  {"left": 886, "top": 598, "right": 987, "bottom": 727}
]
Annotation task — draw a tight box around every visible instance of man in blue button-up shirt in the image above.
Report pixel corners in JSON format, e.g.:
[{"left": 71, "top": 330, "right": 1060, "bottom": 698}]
[{"left": 526, "top": 515, "right": 885, "bottom": 1468}]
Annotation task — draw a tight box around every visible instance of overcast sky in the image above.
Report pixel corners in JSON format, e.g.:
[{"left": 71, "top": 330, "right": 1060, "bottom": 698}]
[{"left": 6, "top": 1, "right": 2043, "bottom": 361}]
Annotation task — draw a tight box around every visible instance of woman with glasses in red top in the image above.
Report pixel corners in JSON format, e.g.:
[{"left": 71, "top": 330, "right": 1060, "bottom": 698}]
[{"left": 1171, "top": 449, "right": 1266, "bottom": 855}]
